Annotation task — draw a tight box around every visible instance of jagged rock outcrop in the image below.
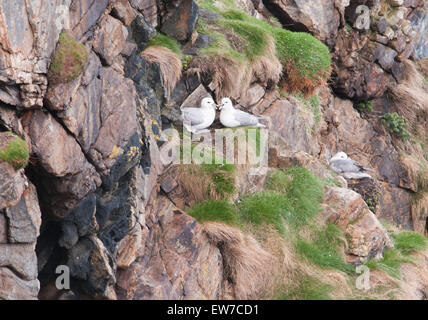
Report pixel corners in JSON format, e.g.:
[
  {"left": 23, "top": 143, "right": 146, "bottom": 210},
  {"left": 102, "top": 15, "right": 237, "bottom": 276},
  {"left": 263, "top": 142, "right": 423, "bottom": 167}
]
[
  {"left": 0, "top": 0, "right": 426, "bottom": 300},
  {"left": 323, "top": 186, "right": 393, "bottom": 261},
  {"left": 0, "top": 160, "right": 41, "bottom": 299},
  {"left": 263, "top": 0, "right": 426, "bottom": 100}
]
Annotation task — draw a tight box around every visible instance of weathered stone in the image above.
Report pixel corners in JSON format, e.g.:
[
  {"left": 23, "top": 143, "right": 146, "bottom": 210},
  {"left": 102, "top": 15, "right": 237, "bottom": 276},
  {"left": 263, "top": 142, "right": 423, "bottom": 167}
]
[
  {"left": 333, "top": 35, "right": 389, "bottom": 100},
  {"left": 0, "top": 0, "right": 71, "bottom": 108},
  {"left": 323, "top": 187, "right": 393, "bottom": 260},
  {"left": 45, "top": 75, "right": 82, "bottom": 111},
  {"left": 373, "top": 43, "right": 397, "bottom": 70},
  {"left": 160, "top": 0, "right": 199, "bottom": 42},
  {"left": 239, "top": 84, "right": 265, "bottom": 108},
  {"left": 376, "top": 17, "right": 388, "bottom": 33},
  {"left": 378, "top": 182, "right": 413, "bottom": 229},
  {"left": 262, "top": 98, "right": 319, "bottom": 156},
  {"left": 29, "top": 111, "right": 92, "bottom": 177},
  {"left": 0, "top": 267, "right": 39, "bottom": 300},
  {"left": 115, "top": 196, "right": 223, "bottom": 300},
  {"left": 93, "top": 15, "right": 129, "bottom": 66},
  {"left": 69, "top": 0, "right": 109, "bottom": 40},
  {"left": 0, "top": 162, "right": 26, "bottom": 211},
  {"left": 26, "top": 110, "right": 101, "bottom": 218},
  {"left": 87, "top": 68, "right": 139, "bottom": 178},
  {"left": 5, "top": 183, "right": 41, "bottom": 244},
  {"left": 263, "top": 0, "right": 341, "bottom": 47},
  {"left": 116, "top": 224, "right": 142, "bottom": 268},
  {"left": 111, "top": 0, "right": 137, "bottom": 26},
  {"left": 131, "top": 15, "right": 157, "bottom": 52},
  {"left": 129, "top": 0, "right": 158, "bottom": 27},
  {"left": 0, "top": 213, "right": 7, "bottom": 243},
  {"left": 0, "top": 244, "right": 37, "bottom": 280}
]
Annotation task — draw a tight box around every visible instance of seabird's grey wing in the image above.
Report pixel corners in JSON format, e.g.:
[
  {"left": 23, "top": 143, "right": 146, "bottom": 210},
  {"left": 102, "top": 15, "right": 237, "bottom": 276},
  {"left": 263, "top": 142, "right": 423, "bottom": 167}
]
[
  {"left": 350, "top": 159, "right": 373, "bottom": 172},
  {"left": 181, "top": 108, "right": 205, "bottom": 126},
  {"left": 330, "top": 159, "right": 363, "bottom": 173},
  {"left": 233, "top": 109, "right": 259, "bottom": 126}
]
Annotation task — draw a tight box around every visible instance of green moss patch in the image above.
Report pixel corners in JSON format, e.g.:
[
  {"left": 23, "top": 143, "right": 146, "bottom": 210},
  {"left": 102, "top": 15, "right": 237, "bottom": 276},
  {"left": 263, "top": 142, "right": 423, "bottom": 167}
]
[
  {"left": 48, "top": 32, "right": 88, "bottom": 84},
  {"left": 0, "top": 133, "right": 29, "bottom": 170},
  {"left": 195, "top": 4, "right": 331, "bottom": 95},
  {"left": 278, "top": 277, "right": 332, "bottom": 300},
  {"left": 147, "top": 33, "right": 183, "bottom": 56},
  {"left": 188, "top": 199, "right": 240, "bottom": 225},
  {"left": 296, "top": 224, "right": 354, "bottom": 274}
]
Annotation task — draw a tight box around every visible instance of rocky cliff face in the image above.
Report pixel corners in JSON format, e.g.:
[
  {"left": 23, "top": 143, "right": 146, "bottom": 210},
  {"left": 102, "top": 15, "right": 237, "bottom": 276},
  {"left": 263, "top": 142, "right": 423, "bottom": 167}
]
[{"left": 0, "top": 0, "right": 427, "bottom": 300}]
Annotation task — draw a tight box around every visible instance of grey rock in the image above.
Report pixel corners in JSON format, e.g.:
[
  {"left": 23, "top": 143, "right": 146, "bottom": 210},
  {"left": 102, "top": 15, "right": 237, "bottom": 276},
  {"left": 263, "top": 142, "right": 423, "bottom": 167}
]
[
  {"left": 5, "top": 183, "right": 41, "bottom": 244},
  {"left": 160, "top": 0, "right": 199, "bottom": 42},
  {"left": 131, "top": 15, "right": 157, "bottom": 52}
]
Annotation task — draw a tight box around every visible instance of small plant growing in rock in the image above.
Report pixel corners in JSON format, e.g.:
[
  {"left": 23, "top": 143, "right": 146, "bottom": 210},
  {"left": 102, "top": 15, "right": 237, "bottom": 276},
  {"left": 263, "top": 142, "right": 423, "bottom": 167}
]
[
  {"left": 0, "top": 133, "right": 29, "bottom": 170},
  {"left": 356, "top": 101, "right": 373, "bottom": 117},
  {"left": 381, "top": 112, "right": 410, "bottom": 140},
  {"left": 182, "top": 55, "right": 193, "bottom": 70},
  {"left": 48, "top": 32, "right": 88, "bottom": 84}
]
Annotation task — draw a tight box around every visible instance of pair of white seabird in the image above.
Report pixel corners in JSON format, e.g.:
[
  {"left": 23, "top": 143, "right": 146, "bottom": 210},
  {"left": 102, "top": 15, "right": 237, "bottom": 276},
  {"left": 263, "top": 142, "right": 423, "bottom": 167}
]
[{"left": 181, "top": 97, "right": 266, "bottom": 134}]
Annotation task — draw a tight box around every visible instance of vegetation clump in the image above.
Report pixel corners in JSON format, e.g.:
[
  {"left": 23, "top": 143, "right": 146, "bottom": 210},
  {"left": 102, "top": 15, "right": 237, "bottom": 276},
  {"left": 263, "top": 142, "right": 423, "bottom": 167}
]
[
  {"left": 192, "top": 1, "right": 331, "bottom": 97},
  {"left": 381, "top": 112, "right": 411, "bottom": 140},
  {"left": 278, "top": 277, "right": 333, "bottom": 300},
  {"left": 366, "top": 231, "right": 427, "bottom": 278},
  {"left": 356, "top": 101, "right": 373, "bottom": 118},
  {"left": 0, "top": 133, "right": 29, "bottom": 170},
  {"left": 296, "top": 224, "right": 354, "bottom": 274},
  {"left": 147, "top": 33, "right": 182, "bottom": 56},
  {"left": 188, "top": 200, "right": 240, "bottom": 226},
  {"left": 48, "top": 32, "right": 88, "bottom": 84}
]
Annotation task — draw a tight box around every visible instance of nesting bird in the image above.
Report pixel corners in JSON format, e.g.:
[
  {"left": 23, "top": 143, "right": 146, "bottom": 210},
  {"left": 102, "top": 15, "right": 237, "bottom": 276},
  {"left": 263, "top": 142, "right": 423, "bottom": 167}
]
[
  {"left": 181, "top": 97, "right": 217, "bottom": 134},
  {"left": 219, "top": 98, "right": 266, "bottom": 128},
  {"left": 329, "top": 152, "right": 374, "bottom": 179}
]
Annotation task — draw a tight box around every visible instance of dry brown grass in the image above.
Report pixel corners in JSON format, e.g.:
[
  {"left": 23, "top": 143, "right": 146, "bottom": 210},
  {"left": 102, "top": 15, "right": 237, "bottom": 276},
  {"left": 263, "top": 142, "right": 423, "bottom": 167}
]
[
  {"left": 387, "top": 60, "right": 428, "bottom": 137},
  {"left": 164, "top": 165, "right": 223, "bottom": 206},
  {"left": 203, "top": 222, "right": 275, "bottom": 299},
  {"left": 141, "top": 46, "right": 182, "bottom": 97},
  {"left": 416, "top": 58, "right": 428, "bottom": 79},
  {"left": 280, "top": 63, "right": 330, "bottom": 97},
  {"left": 186, "top": 38, "right": 282, "bottom": 100},
  {"left": 397, "top": 249, "right": 428, "bottom": 299}
]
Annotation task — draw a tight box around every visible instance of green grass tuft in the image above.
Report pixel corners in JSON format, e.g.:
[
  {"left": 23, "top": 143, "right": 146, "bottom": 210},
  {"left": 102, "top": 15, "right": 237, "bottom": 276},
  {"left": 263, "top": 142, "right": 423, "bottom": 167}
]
[
  {"left": 147, "top": 33, "right": 182, "bottom": 56},
  {"left": 48, "top": 32, "right": 88, "bottom": 84},
  {"left": 272, "top": 28, "right": 331, "bottom": 81},
  {"left": 278, "top": 277, "right": 332, "bottom": 300},
  {"left": 201, "top": 163, "right": 236, "bottom": 197},
  {"left": 366, "top": 248, "right": 413, "bottom": 279},
  {"left": 296, "top": 224, "right": 354, "bottom": 274},
  {"left": 0, "top": 134, "right": 29, "bottom": 170},
  {"left": 239, "top": 167, "right": 324, "bottom": 233},
  {"left": 391, "top": 232, "right": 427, "bottom": 255},
  {"left": 266, "top": 167, "right": 324, "bottom": 228},
  {"left": 188, "top": 199, "right": 240, "bottom": 226},
  {"left": 239, "top": 191, "right": 291, "bottom": 234}
]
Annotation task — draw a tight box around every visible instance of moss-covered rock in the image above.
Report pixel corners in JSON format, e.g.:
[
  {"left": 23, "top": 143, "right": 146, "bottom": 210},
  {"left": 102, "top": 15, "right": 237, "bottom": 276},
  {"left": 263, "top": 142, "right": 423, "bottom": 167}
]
[
  {"left": 48, "top": 32, "right": 88, "bottom": 84},
  {"left": 0, "top": 132, "right": 29, "bottom": 170}
]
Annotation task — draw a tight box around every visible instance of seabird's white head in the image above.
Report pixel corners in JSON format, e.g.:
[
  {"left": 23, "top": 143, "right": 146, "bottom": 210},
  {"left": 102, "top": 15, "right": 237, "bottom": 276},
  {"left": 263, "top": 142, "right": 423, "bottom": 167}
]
[
  {"left": 331, "top": 152, "right": 348, "bottom": 161},
  {"left": 201, "top": 97, "right": 217, "bottom": 109},
  {"left": 219, "top": 98, "right": 233, "bottom": 110}
]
